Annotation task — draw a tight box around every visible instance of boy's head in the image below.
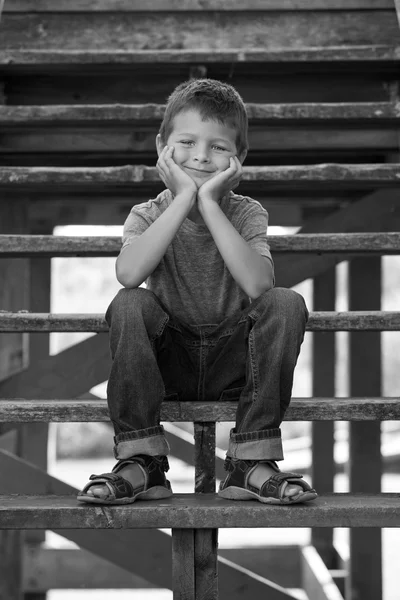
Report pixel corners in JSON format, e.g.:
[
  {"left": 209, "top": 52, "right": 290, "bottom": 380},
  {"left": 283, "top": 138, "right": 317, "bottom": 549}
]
[{"left": 156, "top": 78, "right": 248, "bottom": 187}]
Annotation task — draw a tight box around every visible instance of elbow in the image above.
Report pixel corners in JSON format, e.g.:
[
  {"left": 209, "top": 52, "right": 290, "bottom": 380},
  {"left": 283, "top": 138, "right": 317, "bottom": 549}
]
[
  {"left": 248, "top": 277, "right": 274, "bottom": 300},
  {"left": 115, "top": 262, "right": 142, "bottom": 289}
]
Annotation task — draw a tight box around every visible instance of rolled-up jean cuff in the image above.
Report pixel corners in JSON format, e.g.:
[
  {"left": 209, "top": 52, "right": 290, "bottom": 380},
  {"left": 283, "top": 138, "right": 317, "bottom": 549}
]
[
  {"left": 113, "top": 426, "right": 170, "bottom": 460},
  {"left": 227, "top": 428, "right": 284, "bottom": 461}
]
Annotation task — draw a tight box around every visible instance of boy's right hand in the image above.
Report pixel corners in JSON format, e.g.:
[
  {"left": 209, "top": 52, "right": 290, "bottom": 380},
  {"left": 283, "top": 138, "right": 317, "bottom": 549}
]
[{"left": 156, "top": 146, "right": 198, "bottom": 199}]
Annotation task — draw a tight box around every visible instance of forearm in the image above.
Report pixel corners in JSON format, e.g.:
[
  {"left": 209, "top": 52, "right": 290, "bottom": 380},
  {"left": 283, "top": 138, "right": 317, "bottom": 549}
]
[
  {"left": 116, "top": 191, "right": 196, "bottom": 287},
  {"left": 199, "top": 201, "right": 274, "bottom": 299}
]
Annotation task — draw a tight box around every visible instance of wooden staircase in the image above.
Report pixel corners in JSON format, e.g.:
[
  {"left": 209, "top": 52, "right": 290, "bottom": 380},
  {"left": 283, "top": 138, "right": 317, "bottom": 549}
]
[{"left": 1, "top": 1, "right": 400, "bottom": 599}]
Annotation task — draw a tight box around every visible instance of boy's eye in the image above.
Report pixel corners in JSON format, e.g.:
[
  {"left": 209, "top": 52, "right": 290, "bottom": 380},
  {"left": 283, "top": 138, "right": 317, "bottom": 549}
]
[{"left": 214, "top": 145, "right": 226, "bottom": 151}]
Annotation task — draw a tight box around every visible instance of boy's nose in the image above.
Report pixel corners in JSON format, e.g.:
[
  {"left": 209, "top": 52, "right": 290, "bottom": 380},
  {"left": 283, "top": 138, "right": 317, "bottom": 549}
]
[{"left": 193, "top": 148, "right": 211, "bottom": 163}]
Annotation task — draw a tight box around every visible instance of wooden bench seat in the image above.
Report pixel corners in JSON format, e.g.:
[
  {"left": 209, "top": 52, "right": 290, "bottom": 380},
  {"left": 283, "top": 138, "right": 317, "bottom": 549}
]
[
  {"left": 0, "top": 398, "right": 399, "bottom": 423},
  {"left": 1, "top": 493, "right": 399, "bottom": 529}
]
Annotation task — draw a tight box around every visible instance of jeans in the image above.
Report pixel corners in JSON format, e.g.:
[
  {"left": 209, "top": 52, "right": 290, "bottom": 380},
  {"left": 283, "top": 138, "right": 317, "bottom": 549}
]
[{"left": 105, "top": 286, "right": 308, "bottom": 462}]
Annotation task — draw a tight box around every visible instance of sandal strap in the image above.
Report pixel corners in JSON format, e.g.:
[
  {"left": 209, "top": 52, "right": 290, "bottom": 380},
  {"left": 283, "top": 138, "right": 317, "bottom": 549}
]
[{"left": 82, "top": 472, "right": 135, "bottom": 500}]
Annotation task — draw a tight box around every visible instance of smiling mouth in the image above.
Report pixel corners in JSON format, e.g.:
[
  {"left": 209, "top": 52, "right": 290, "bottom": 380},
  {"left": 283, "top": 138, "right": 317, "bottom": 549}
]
[{"left": 186, "top": 167, "right": 214, "bottom": 175}]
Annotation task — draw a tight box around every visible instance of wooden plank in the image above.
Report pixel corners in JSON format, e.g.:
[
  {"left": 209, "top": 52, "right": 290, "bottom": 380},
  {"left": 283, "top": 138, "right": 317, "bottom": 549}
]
[
  {"left": 1, "top": 164, "right": 400, "bottom": 187},
  {"left": 301, "top": 546, "right": 343, "bottom": 600},
  {"left": 347, "top": 257, "right": 382, "bottom": 600},
  {"left": 2, "top": 232, "right": 400, "bottom": 257},
  {"left": 23, "top": 546, "right": 302, "bottom": 591},
  {"left": 0, "top": 198, "right": 29, "bottom": 600},
  {"left": 0, "top": 311, "right": 399, "bottom": 332},
  {"left": 2, "top": 47, "right": 400, "bottom": 66},
  {"left": 194, "top": 529, "right": 218, "bottom": 599},
  {"left": 2, "top": 102, "right": 400, "bottom": 123},
  {"left": 23, "top": 547, "right": 153, "bottom": 591},
  {"left": 311, "top": 269, "right": 336, "bottom": 568},
  {"left": 0, "top": 493, "right": 399, "bottom": 529},
  {"left": 0, "top": 334, "right": 110, "bottom": 398},
  {"left": 2, "top": 0, "right": 396, "bottom": 11},
  {"left": 1, "top": 397, "right": 400, "bottom": 422},
  {"left": 1, "top": 12, "right": 398, "bottom": 51},
  {"left": 194, "top": 422, "right": 216, "bottom": 493},
  {"left": 172, "top": 529, "right": 195, "bottom": 600}
]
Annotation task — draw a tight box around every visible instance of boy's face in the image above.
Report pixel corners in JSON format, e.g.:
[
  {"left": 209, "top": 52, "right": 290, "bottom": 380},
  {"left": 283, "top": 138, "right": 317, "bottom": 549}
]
[{"left": 156, "top": 108, "right": 246, "bottom": 188}]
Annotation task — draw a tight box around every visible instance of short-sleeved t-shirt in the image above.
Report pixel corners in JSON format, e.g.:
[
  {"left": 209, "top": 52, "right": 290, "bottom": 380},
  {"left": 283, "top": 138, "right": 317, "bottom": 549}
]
[{"left": 121, "top": 189, "right": 274, "bottom": 326}]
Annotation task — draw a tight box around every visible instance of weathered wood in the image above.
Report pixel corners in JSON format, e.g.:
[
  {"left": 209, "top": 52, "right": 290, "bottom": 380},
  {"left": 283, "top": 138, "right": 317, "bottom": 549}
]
[
  {"left": 0, "top": 493, "right": 399, "bottom": 529},
  {"left": 301, "top": 546, "right": 343, "bottom": 600},
  {"left": 1, "top": 451, "right": 279, "bottom": 597},
  {"left": 194, "top": 529, "right": 218, "bottom": 600},
  {"left": 0, "top": 397, "right": 399, "bottom": 422},
  {"left": 3, "top": 102, "right": 400, "bottom": 123},
  {"left": 1, "top": 164, "right": 400, "bottom": 187},
  {"left": 194, "top": 422, "right": 216, "bottom": 493},
  {"left": 2, "top": 0, "right": 395, "bottom": 11},
  {"left": 0, "top": 530, "right": 22, "bottom": 600},
  {"left": 172, "top": 529, "right": 195, "bottom": 600},
  {"left": 2, "top": 47, "right": 399, "bottom": 66},
  {"left": 311, "top": 269, "right": 336, "bottom": 568},
  {"left": 347, "top": 257, "right": 382, "bottom": 600},
  {"left": 2, "top": 232, "right": 400, "bottom": 257},
  {"left": 0, "top": 334, "right": 110, "bottom": 399},
  {"left": 275, "top": 188, "right": 400, "bottom": 288},
  {"left": 0, "top": 311, "right": 399, "bottom": 332},
  {"left": 1, "top": 13, "right": 398, "bottom": 51}
]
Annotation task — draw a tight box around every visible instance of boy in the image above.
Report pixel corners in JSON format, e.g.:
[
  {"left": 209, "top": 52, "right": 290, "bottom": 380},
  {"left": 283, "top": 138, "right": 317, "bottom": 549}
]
[{"left": 78, "top": 78, "right": 317, "bottom": 505}]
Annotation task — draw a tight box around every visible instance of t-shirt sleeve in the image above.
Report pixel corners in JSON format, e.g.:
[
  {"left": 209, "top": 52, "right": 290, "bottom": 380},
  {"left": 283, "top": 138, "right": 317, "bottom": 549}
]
[
  {"left": 120, "top": 207, "right": 151, "bottom": 252},
  {"left": 234, "top": 199, "right": 275, "bottom": 285}
]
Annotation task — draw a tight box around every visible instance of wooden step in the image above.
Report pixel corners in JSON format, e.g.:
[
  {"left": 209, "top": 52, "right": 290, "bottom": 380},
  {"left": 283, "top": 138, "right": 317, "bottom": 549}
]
[
  {"left": 1, "top": 233, "right": 399, "bottom": 256},
  {"left": 0, "top": 311, "right": 398, "bottom": 331},
  {"left": 1, "top": 47, "right": 400, "bottom": 68},
  {"left": 2, "top": 103, "right": 398, "bottom": 163},
  {"left": 0, "top": 493, "right": 399, "bottom": 529},
  {"left": 1, "top": 165, "right": 399, "bottom": 192},
  {"left": 3, "top": 102, "right": 400, "bottom": 122},
  {"left": 0, "top": 398, "right": 399, "bottom": 422}
]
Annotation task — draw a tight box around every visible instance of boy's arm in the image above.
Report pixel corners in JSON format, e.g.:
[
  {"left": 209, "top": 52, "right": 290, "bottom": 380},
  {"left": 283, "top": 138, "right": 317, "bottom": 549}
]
[
  {"left": 198, "top": 201, "right": 274, "bottom": 300},
  {"left": 117, "top": 145, "right": 197, "bottom": 288},
  {"left": 116, "top": 190, "right": 196, "bottom": 288}
]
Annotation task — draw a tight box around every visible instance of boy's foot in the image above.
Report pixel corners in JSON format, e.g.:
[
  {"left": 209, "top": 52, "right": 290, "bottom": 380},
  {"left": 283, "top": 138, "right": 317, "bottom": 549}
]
[
  {"left": 218, "top": 457, "right": 317, "bottom": 504},
  {"left": 77, "top": 454, "right": 173, "bottom": 505}
]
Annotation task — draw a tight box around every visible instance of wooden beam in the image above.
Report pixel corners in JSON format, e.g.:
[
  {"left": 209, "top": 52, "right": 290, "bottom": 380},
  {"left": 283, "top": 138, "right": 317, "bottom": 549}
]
[
  {"left": 1, "top": 164, "right": 400, "bottom": 187},
  {"left": 1, "top": 397, "right": 400, "bottom": 422},
  {"left": 0, "top": 12, "right": 398, "bottom": 51},
  {"left": 311, "top": 269, "right": 336, "bottom": 568},
  {"left": 2, "top": 0, "right": 396, "bottom": 11},
  {"left": 347, "top": 257, "right": 382, "bottom": 600},
  {"left": 275, "top": 188, "right": 400, "bottom": 288},
  {"left": 0, "top": 334, "right": 110, "bottom": 398},
  {"left": 1, "top": 47, "right": 399, "bottom": 66},
  {"left": 301, "top": 546, "right": 343, "bottom": 600},
  {"left": 0, "top": 492, "right": 399, "bottom": 529},
  {"left": 0, "top": 311, "right": 399, "bottom": 332},
  {"left": 172, "top": 529, "right": 195, "bottom": 600},
  {"left": 2, "top": 232, "right": 400, "bottom": 257},
  {"left": 2, "top": 101, "right": 400, "bottom": 122}
]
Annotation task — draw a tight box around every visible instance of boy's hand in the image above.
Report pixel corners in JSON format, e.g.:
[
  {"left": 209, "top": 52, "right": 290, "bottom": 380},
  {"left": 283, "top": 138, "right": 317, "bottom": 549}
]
[
  {"left": 197, "top": 156, "right": 243, "bottom": 206},
  {"left": 156, "top": 145, "right": 198, "bottom": 198}
]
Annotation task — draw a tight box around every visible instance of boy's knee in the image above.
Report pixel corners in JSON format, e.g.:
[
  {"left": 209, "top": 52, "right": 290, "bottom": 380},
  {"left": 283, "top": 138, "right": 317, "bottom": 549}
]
[
  {"left": 106, "top": 287, "right": 159, "bottom": 322},
  {"left": 259, "top": 287, "right": 307, "bottom": 315}
]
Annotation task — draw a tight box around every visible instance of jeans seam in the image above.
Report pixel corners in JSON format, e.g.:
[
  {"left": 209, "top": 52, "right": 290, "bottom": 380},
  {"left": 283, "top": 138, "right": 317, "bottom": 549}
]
[{"left": 239, "top": 316, "right": 259, "bottom": 432}]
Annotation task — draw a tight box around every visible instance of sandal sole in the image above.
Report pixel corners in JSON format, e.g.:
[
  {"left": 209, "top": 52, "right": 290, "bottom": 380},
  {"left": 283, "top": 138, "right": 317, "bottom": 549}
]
[
  {"left": 77, "top": 485, "right": 173, "bottom": 505},
  {"left": 218, "top": 486, "right": 318, "bottom": 505}
]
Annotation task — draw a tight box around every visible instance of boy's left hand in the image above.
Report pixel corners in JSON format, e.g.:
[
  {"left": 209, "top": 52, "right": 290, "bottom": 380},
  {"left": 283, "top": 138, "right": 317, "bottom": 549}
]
[{"left": 197, "top": 156, "right": 243, "bottom": 207}]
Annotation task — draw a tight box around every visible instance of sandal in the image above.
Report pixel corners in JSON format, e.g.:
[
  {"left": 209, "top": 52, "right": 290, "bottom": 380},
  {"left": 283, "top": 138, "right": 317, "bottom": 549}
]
[
  {"left": 218, "top": 457, "right": 317, "bottom": 505},
  {"left": 77, "top": 454, "right": 173, "bottom": 505}
]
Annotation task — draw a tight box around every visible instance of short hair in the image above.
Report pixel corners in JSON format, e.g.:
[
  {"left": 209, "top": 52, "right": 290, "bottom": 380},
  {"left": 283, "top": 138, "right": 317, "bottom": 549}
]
[{"left": 159, "top": 78, "right": 248, "bottom": 157}]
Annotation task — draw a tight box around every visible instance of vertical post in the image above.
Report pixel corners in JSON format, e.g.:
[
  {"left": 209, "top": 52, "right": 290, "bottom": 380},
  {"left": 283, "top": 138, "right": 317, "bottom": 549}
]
[
  {"left": 347, "top": 257, "right": 382, "bottom": 600},
  {"left": 0, "top": 200, "right": 30, "bottom": 600},
  {"left": 172, "top": 529, "right": 195, "bottom": 600},
  {"left": 311, "top": 268, "right": 336, "bottom": 568},
  {"left": 20, "top": 221, "right": 52, "bottom": 600},
  {"left": 193, "top": 422, "right": 218, "bottom": 599}
]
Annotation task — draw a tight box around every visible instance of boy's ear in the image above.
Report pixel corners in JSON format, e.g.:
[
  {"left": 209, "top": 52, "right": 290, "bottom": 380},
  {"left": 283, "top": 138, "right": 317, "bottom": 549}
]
[
  {"left": 156, "top": 134, "right": 164, "bottom": 158},
  {"left": 238, "top": 149, "right": 247, "bottom": 164}
]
